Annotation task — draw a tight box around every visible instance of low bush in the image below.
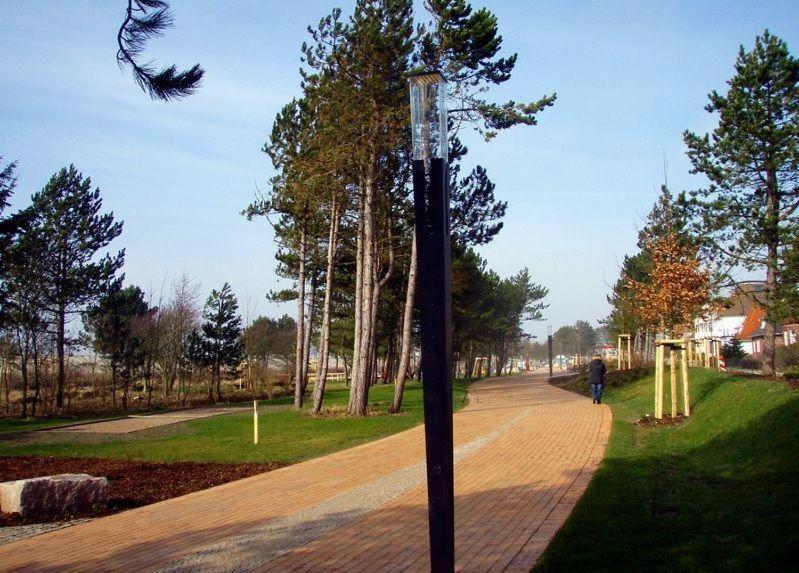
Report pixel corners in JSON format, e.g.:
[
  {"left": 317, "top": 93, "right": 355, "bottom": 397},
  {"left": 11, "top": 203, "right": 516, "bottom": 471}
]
[
  {"left": 782, "top": 369, "right": 799, "bottom": 380},
  {"left": 605, "top": 365, "right": 654, "bottom": 388},
  {"left": 738, "top": 355, "right": 763, "bottom": 370},
  {"left": 776, "top": 343, "right": 799, "bottom": 370},
  {"left": 563, "top": 364, "right": 654, "bottom": 391}
]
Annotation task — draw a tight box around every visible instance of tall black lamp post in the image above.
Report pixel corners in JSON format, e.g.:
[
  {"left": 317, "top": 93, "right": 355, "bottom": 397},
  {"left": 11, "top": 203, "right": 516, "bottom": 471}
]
[{"left": 408, "top": 70, "right": 454, "bottom": 572}]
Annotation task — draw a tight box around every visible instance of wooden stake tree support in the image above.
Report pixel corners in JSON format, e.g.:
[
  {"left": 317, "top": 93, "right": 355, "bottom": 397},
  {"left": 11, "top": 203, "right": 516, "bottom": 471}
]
[
  {"left": 617, "top": 334, "right": 632, "bottom": 370},
  {"left": 654, "top": 339, "right": 691, "bottom": 419},
  {"left": 693, "top": 337, "right": 722, "bottom": 369},
  {"left": 473, "top": 357, "right": 484, "bottom": 377},
  {"left": 687, "top": 337, "right": 697, "bottom": 367}
]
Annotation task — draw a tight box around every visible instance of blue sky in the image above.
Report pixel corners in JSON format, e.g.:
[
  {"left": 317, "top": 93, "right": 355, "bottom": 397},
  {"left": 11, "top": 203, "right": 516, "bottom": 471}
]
[{"left": 2, "top": 1, "right": 798, "bottom": 340}]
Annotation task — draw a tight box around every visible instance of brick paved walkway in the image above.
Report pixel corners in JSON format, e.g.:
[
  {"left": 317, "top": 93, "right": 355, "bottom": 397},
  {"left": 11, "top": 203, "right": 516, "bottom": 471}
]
[{"left": 0, "top": 372, "right": 610, "bottom": 572}]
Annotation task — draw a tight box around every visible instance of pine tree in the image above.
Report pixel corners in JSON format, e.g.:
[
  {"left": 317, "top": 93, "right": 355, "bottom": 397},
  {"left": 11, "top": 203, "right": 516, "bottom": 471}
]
[
  {"left": 84, "top": 284, "right": 150, "bottom": 409},
  {"left": 684, "top": 31, "right": 799, "bottom": 375},
  {"left": 392, "top": 0, "right": 555, "bottom": 412},
  {"left": 246, "top": 97, "right": 330, "bottom": 410},
  {"left": 4, "top": 220, "right": 49, "bottom": 417},
  {"left": 0, "top": 157, "right": 21, "bottom": 326},
  {"left": 116, "top": 0, "right": 204, "bottom": 100},
  {"left": 199, "top": 283, "right": 243, "bottom": 402},
  {"left": 449, "top": 138, "right": 507, "bottom": 247},
  {"left": 638, "top": 185, "right": 691, "bottom": 250},
  {"left": 418, "top": 0, "right": 556, "bottom": 138},
  {"left": 778, "top": 235, "right": 799, "bottom": 318},
  {"left": 26, "top": 165, "right": 124, "bottom": 408}
]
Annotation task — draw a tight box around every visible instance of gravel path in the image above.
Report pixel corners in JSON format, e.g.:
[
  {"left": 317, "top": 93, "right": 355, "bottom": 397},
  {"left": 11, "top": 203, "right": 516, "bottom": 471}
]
[
  {"left": 0, "top": 518, "right": 92, "bottom": 545},
  {"left": 47, "top": 405, "right": 252, "bottom": 434}
]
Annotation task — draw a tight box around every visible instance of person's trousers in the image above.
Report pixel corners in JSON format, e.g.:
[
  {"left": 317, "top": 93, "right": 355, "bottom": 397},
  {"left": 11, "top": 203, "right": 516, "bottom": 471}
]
[{"left": 590, "top": 383, "right": 604, "bottom": 402}]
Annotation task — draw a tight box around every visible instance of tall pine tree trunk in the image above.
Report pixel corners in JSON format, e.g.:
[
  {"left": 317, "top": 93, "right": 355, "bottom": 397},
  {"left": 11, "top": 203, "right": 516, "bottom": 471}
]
[
  {"left": 392, "top": 232, "right": 417, "bottom": 413},
  {"left": 349, "top": 192, "right": 365, "bottom": 413},
  {"left": 763, "top": 247, "right": 778, "bottom": 375},
  {"left": 19, "top": 332, "right": 29, "bottom": 419},
  {"left": 763, "top": 177, "right": 779, "bottom": 376},
  {"left": 294, "top": 223, "right": 308, "bottom": 409},
  {"left": 55, "top": 304, "right": 66, "bottom": 409},
  {"left": 301, "top": 271, "right": 318, "bottom": 397},
  {"left": 312, "top": 201, "right": 341, "bottom": 415},
  {"left": 349, "top": 174, "right": 377, "bottom": 416}
]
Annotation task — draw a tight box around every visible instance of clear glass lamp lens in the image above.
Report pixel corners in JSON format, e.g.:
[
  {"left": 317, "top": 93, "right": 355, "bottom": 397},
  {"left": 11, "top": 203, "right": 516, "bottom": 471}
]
[{"left": 409, "top": 73, "right": 447, "bottom": 163}]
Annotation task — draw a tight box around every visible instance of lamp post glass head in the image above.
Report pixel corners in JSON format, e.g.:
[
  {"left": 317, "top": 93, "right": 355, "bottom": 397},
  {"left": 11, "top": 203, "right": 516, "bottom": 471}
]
[{"left": 409, "top": 71, "right": 448, "bottom": 164}]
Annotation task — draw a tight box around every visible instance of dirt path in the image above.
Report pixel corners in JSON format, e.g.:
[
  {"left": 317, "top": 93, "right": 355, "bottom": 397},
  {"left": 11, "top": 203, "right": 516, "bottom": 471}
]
[{"left": 0, "top": 373, "right": 610, "bottom": 572}]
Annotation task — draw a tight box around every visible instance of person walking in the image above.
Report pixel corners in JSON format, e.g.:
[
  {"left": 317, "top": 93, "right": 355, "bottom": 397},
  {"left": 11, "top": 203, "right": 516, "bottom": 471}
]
[{"left": 588, "top": 353, "right": 606, "bottom": 404}]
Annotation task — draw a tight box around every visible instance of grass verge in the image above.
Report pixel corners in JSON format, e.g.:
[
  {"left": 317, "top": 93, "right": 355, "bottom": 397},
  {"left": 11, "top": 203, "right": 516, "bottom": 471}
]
[
  {"left": 0, "top": 380, "right": 471, "bottom": 464},
  {"left": 535, "top": 368, "right": 799, "bottom": 571}
]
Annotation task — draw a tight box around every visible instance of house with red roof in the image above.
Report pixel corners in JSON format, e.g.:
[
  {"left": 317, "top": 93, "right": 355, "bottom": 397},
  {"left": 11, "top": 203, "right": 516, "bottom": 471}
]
[{"left": 693, "top": 282, "right": 797, "bottom": 355}]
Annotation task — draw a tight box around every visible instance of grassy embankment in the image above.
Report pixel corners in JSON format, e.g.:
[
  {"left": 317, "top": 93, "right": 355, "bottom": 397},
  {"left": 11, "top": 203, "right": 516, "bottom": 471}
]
[
  {"left": 537, "top": 368, "right": 799, "bottom": 571},
  {"left": 0, "top": 380, "right": 470, "bottom": 464}
]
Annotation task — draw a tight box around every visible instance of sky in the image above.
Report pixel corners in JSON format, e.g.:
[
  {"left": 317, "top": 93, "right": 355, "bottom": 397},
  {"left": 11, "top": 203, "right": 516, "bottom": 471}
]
[{"left": 2, "top": 0, "right": 799, "bottom": 342}]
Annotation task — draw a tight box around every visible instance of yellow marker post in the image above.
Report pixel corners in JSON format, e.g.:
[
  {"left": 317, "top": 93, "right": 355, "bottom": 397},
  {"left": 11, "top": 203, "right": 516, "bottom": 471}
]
[{"left": 253, "top": 400, "right": 259, "bottom": 444}]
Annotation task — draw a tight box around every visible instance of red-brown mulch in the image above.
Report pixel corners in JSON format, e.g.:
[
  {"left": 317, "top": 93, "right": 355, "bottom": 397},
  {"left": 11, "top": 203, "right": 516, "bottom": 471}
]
[
  {"left": 0, "top": 456, "right": 285, "bottom": 527},
  {"left": 635, "top": 414, "right": 687, "bottom": 427}
]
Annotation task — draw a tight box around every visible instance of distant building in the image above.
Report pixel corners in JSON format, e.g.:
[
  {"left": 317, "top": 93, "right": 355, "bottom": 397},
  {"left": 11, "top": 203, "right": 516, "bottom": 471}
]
[
  {"left": 694, "top": 282, "right": 797, "bottom": 355},
  {"left": 694, "top": 282, "right": 763, "bottom": 350},
  {"left": 597, "top": 344, "right": 615, "bottom": 360}
]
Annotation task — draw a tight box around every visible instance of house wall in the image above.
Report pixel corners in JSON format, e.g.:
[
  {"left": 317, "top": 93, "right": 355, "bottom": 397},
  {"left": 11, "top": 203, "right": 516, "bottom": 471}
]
[
  {"left": 693, "top": 316, "right": 746, "bottom": 340},
  {"left": 694, "top": 315, "right": 756, "bottom": 353}
]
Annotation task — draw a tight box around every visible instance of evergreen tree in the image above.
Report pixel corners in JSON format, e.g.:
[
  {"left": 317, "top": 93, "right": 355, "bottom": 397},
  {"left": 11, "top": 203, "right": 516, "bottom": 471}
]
[
  {"left": 116, "top": 0, "right": 204, "bottom": 100},
  {"left": 450, "top": 247, "right": 547, "bottom": 377},
  {"left": 605, "top": 251, "right": 652, "bottom": 339},
  {"left": 683, "top": 31, "right": 799, "bottom": 375},
  {"left": 199, "top": 283, "right": 243, "bottom": 402},
  {"left": 449, "top": 138, "right": 507, "bottom": 247},
  {"left": 4, "top": 221, "right": 50, "bottom": 417},
  {"left": 778, "top": 234, "right": 799, "bottom": 318},
  {"left": 84, "top": 284, "right": 149, "bottom": 409},
  {"left": 638, "top": 185, "right": 691, "bottom": 250},
  {"left": 418, "top": 0, "right": 556, "bottom": 138},
  {"left": 26, "top": 165, "right": 124, "bottom": 408},
  {"left": 243, "top": 314, "right": 297, "bottom": 371},
  {"left": 0, "top": 157, "right": 21, "bottom": 326},
  {"left": 721, "top": 337, "right": 746, "bottom": 363},
  {"left": 393, "top": 0, "right": 554, "bottom": 411}
]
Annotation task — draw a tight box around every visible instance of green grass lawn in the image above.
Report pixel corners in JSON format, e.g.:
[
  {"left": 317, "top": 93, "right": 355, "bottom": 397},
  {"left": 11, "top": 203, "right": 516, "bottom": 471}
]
[
  {"left": 535, "top": 369, "right": 799, "bottom": 572},
  {"left": 0, "top": 380, "right": 471, "bottom": 464}
]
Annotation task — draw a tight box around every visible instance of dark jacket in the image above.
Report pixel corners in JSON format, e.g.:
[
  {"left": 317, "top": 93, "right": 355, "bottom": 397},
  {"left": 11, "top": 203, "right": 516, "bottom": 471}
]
[{"left": 588, "top": 358, "right": 606, "bottom": 386}]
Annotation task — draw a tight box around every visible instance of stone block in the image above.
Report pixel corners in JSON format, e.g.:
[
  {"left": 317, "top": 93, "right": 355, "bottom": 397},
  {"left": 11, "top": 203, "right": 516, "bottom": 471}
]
[{"left": 0, "top": 474, "right": 108, "bottom": 519}]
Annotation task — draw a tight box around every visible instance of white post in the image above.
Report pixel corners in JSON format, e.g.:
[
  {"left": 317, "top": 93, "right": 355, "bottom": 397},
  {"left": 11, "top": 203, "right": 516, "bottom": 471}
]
[{"left": 253, "top": 400, "right": 259, "bottom": 445}]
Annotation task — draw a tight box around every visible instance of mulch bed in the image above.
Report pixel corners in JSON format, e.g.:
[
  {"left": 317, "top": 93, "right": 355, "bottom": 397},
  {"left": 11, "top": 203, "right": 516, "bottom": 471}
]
[
  {"left": 0, "top": 456, "right": 285, "bottom": 527},
  {"left": 635, "top": 414, "right": 687, "bottom": 427}
]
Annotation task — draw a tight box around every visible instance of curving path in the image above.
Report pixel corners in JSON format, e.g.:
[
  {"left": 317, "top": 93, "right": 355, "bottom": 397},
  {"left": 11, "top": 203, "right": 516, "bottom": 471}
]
[{"left": 0, "top": 372, "right": 610, "bottom": 572}]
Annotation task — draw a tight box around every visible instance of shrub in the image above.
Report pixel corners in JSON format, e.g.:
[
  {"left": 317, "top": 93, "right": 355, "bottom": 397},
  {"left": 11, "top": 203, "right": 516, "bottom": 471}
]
[
  {"left": 738, "top": 355, "right": 763, "bottom": 370},
  {"left": 722, "top": 338, "right": 746, "bottom": 363},
  {"left": 783, "top": 369, "right": 799, "bottom": 380},
  {"left": 571, "top": 364, "right": 653, "bottom": 389},
  {"left": 605, "top": 365, "right": 654, "bottom": 388},
  {"left": 776, "top": 343, "right": 799, "bottom": 370}
]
